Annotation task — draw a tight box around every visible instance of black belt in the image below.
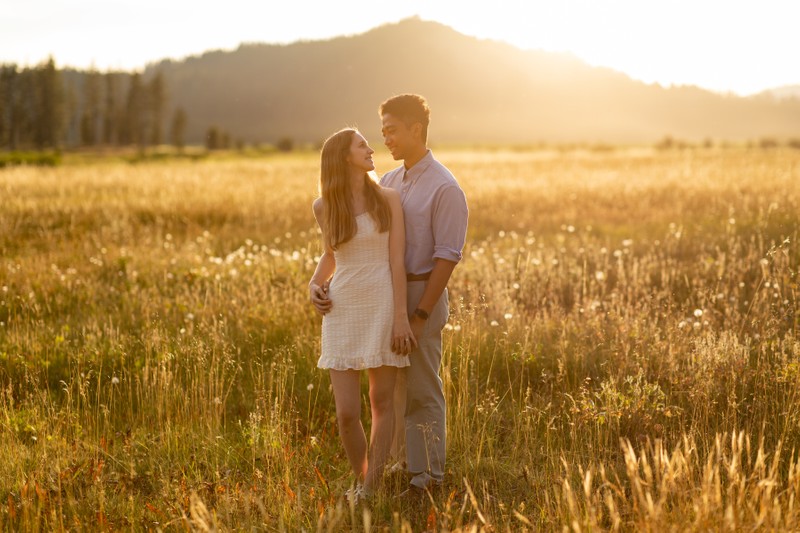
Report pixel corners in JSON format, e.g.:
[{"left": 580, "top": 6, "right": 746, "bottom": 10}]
[{"left": 406, "top": 272, "right": 431, "bottom": 281}]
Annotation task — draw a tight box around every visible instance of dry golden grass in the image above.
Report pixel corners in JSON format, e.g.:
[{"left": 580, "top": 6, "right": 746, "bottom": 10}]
[{"left": 0, "top": 147, "right": 798, "bottom": 531}]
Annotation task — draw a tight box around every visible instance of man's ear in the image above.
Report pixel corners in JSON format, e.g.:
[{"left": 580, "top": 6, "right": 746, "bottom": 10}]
[{"left": 411, "top": 122, "right": 423, "bottom": 141}]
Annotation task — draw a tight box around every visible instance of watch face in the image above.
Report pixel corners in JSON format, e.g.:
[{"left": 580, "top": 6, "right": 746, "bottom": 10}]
[{"left": 415, "top": 308, "right": 429, "bottom": 320}]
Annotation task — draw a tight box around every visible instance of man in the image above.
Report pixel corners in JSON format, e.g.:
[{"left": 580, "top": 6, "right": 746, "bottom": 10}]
[{"left": 378, "top": 94, "right": 468, "bottom": 492}]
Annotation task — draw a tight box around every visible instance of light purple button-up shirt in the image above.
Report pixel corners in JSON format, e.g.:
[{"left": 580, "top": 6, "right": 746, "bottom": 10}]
[{"left": 380, "top": 150, "right": 468, "bottom": 275}]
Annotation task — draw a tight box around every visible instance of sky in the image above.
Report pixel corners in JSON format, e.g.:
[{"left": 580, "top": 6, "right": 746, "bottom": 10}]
[{"left": 2, "top": 0, "right": 798, "bottom": 96}]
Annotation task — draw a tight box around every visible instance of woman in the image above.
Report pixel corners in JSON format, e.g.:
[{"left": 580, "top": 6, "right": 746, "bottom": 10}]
[{"left": 308, "top": 128, "right": 416, "bottom": 502}]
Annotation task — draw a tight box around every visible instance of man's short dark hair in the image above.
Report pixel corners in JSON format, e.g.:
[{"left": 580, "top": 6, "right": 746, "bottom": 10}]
[{"left": 379, "top": 94, "right": 430, "bottom": 143}]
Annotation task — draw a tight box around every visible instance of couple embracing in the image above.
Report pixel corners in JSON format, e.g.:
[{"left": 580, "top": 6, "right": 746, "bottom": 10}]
[{"left": 308, "top": 94, "right": 468, "bottom": 502}]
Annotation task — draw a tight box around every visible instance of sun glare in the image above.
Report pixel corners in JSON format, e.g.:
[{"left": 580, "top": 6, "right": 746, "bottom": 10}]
[{"left": 416, "top": 0, "right": 799, "bottom": 95}]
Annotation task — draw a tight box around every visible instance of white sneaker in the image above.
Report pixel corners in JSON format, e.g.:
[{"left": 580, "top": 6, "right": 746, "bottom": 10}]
[
  {"left": 386, "top": 461, "right": 406, "bottom": 474},
  {"left": 345, "top": 483, "right": 366, "bottom": 505}
]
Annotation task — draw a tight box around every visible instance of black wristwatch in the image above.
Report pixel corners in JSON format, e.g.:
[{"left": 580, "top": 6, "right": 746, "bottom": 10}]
[{"left": 413, "top": 308, "right": 429, "bottom": 320}]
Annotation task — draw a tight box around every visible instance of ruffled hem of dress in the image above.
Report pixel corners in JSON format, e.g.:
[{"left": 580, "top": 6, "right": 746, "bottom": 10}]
[{"left": 317, "top": 351, "right": 410, "bottom": 370}]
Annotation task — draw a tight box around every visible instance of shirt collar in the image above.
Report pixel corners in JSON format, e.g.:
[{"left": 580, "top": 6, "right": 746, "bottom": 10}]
[{"left": 403, "top": 150, "right": 434, "bottom": 181}]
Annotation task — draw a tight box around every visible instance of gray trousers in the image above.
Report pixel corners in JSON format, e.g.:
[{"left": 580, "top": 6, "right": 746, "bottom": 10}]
[{"left": 404, "top": 281, "right": 448, "bottom": 484}]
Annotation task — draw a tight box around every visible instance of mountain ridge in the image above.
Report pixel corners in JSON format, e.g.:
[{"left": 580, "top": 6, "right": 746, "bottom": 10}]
[
  {"left": 143, "top": 18, "right": 800, "bottom": 144},
  {"left": 758, "top": 85, "right": 800, "bottom": 101}
]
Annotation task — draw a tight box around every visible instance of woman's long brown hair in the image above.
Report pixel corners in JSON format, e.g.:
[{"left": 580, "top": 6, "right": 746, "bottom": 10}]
[{"left": 319, "top": 128, "right": 391, "bottom": 250}]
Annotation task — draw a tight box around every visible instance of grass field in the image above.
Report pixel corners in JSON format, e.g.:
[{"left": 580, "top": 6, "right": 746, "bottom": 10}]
[{"left": 0, "top": 146, "right": 798, "bottom": 531}]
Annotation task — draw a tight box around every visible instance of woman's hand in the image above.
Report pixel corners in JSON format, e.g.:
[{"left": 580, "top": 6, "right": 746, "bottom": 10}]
[
  {"left": 391, "top": 316, "right": 417, "bottom": 355},
  {"left": 309, "top": 280, "right": 332, "bottom": 315}
]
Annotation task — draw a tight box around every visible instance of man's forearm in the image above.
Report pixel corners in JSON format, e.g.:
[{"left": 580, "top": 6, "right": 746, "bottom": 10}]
[{"left": 414, "top": 258, "right": 457, "bottom": 314}]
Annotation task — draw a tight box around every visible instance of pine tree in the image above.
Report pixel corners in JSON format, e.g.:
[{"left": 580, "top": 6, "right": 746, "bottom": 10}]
[
  {"left": 1, "top": 64, "right": 22, "bottom": 150},
  {"left": 148, "top": 70, "right": 166, "bottom": 146},
  {"left": 64, "top": 80, "right": 79, "bottom": 147},
  {"left": 170, "top": 107, "right": 187, "bottom": 152},
  {"left": 34, "top": 57, "right": 62, "bottom": 149},
  {"left": 79, "top": 110, "right": 94, "bottom": 146},
  {"left": 125, "top": 73, "right": 146, "bottom": 149},
  {"left": 17, "top": 68, "right": 34, "bottom": 148},
  {"left": 80, "top": 68, "right": 101, "bottom": 146},
  {"left": 0, "top": 66, "right": 6, "bottom": 149},
  {"left": 103, "top": 73, "right": 119, "bottom": 145}
]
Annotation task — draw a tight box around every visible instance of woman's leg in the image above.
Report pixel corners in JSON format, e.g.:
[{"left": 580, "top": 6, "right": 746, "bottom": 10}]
[
  {"left": 329, "top": 369, "right": 367, "bottom": 483},
  {"left": 364, "top": 365, "right": 398, "bottom": 493}
]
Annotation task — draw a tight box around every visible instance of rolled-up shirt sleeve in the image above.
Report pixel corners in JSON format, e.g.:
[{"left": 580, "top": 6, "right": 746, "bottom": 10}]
[{"left": 432, "top": 184, "right": 469, "bottom": 264}]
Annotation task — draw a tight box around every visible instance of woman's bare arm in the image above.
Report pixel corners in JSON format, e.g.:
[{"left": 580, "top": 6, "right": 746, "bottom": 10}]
[
  {"left": 309, "top": 198, "right": 335, "bottom": 315},
  {"left": 384, "top": 188, "right": 415, "bottom": 354}
]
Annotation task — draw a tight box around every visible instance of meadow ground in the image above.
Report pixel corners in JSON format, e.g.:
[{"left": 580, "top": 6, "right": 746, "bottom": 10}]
[{"left": 0, "top": 146, "right": 798, "bottom": 531}]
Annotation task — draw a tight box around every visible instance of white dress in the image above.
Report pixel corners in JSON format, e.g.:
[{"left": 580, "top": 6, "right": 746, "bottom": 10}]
[{"left": 318, "top": 213, "right": 409, "bottom": 370}]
